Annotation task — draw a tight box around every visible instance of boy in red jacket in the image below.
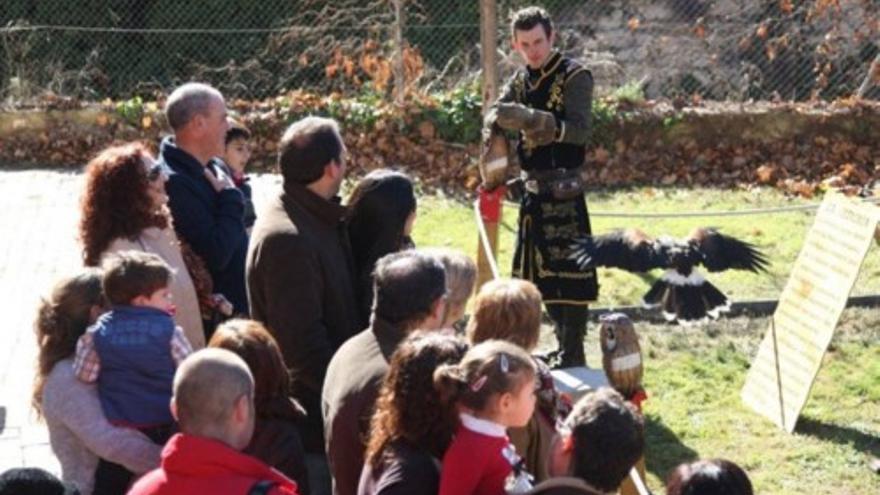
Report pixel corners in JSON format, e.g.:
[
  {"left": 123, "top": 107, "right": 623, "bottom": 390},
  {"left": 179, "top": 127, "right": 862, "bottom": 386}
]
[{"left": 128, "top": 349, "right": 298, "bottom": 495}]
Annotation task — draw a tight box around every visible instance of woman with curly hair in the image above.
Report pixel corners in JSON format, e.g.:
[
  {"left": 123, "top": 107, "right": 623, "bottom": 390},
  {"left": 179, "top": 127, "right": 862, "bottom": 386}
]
[
  {"left": 35, "top": 269, "right": 161, "bottom": 494},
  {"left": 79, "top": 142, "right": 205, "bottom": 348},
  {"left": 208, "top": 319, "right": 310, "bottom": 494},
  {"left": 358, "top": 332, "right": 468, "bottom": 495}
]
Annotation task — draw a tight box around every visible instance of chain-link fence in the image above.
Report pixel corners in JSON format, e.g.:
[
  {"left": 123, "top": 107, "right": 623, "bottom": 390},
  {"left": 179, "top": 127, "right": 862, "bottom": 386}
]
[{"left": 1, "top": 0, "right": 878, "bottom": 106}]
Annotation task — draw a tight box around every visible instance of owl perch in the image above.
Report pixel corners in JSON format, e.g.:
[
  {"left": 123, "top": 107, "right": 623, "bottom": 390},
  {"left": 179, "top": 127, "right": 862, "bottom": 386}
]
[{"left": 571, "top": 227, "right": 769, "bottom": 323}]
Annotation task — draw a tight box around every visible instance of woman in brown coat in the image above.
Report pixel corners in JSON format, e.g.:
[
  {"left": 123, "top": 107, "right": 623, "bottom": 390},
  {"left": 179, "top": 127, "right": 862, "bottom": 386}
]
[{"left": 209, "top": 319, "right": 310, "bottom": 494}]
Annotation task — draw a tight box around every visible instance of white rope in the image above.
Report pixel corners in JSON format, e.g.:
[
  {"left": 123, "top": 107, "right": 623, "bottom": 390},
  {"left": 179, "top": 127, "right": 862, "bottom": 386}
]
[
  {"left": 503, "top": 195, "right": 879, "bottom": 219},
  {"left": 473, "top": 199, "right": 501, "bottom": 281},
  {"left": 629, "top": 466, "right": 652, "bottom": 495}
]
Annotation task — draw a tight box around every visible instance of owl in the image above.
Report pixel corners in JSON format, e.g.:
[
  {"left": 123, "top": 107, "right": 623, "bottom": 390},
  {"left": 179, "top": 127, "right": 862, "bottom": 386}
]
[{"left": 599, "top": 313, "right": 643, "bottom": 399}]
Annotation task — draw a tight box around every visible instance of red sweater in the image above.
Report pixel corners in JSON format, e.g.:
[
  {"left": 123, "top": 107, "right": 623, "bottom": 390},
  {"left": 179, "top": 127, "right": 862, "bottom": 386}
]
[
  {"left": 128, "top": 433, "right": 298, "bottom": 495},
  {"left": 439, "top": 415, "right": 515, "bottom": 495}
]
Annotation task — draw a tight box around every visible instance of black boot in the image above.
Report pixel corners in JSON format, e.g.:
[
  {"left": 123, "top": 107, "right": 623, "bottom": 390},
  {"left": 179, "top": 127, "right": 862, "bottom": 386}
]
[{"left": 546, "top": 304, "right": 588, "bottom": 368}]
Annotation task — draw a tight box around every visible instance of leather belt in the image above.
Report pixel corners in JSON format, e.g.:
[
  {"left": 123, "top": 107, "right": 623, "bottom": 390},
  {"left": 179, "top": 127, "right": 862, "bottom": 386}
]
[{"left": 522, "top": 167, "right": 584, "bottom": 196}]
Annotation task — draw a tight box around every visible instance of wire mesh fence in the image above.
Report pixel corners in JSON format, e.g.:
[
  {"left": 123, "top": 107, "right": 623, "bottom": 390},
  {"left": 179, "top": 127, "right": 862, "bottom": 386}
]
[{"left": 1, "top": 0, "right": 878, "bottom": 106}]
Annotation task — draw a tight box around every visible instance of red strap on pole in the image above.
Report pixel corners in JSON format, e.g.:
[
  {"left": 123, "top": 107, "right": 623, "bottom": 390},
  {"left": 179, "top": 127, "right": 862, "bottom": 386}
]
[{"left": 478, "top": 185, "right": 506, "bottom": 223}]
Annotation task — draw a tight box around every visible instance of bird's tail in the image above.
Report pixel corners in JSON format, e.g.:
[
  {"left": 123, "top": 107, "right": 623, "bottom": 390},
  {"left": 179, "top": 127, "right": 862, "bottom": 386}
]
[{"left": 642, "top": 269, "right": 730, "bottom": 323}]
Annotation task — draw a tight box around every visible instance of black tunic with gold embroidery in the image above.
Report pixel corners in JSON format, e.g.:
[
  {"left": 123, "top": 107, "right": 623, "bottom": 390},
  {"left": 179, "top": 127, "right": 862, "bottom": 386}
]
[{"left": 498, "top": 52, "right": 599, "bottom": 305}]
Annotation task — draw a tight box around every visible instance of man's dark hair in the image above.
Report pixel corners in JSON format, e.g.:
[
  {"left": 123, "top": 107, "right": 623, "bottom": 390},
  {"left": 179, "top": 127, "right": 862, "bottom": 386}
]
[
  {"left": 666, "top": 459, "right": 754, "bottom": 495},
  {"left": 373, "top": 250, "right": 446, "bottom": 329},
  {"left": 101, "top": 251, "right": 172, "bottom": 305},
  {"left": 510, "top": 6, "right": 554, "bottom": 38},
  {"left": 0, "top": 467, "right": 80, "bottom": 495},
  {"left": 565, "top": 387, "right": 645, "bottom": 492},
  {"left": 278, "top": 116, "right": 343, "bottom": 185}
]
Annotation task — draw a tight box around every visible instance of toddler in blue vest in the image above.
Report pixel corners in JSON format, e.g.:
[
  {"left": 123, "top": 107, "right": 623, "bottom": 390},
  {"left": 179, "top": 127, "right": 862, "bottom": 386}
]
[{"left": 73, "top": 251, "right": 194, "bottom": 491}]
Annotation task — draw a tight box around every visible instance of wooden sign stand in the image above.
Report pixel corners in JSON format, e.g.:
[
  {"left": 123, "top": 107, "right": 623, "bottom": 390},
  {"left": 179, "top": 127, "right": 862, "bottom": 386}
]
[{"left": 741, "top": 193, "right": 880, "bottom": 432}]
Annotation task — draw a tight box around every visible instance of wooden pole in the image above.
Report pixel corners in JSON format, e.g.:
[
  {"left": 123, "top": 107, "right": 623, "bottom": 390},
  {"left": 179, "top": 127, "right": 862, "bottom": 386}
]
[
  {"left": 476, "top": 0, "right": 501, "bottom": 291},
  {"left": 392, "top": 0, "right": 406, "bottom": 106},
  {"left": 480, "top": 0, "right": 499, "bottom": 112}
]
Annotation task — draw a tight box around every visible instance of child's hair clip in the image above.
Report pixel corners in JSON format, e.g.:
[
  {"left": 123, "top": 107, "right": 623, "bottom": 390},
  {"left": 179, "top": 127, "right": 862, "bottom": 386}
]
[
  {"left": 500, "top": 353, "right": 510, "bottom": 373},
  {"left": 470, "top": 375, "right": 488, "bottom": 392}
]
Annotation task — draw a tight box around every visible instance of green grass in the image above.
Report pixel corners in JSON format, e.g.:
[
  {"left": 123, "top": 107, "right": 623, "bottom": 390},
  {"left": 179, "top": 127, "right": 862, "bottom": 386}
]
[
  {"left": 592, "top": 307, "right": 880, "bottom": 495},
  {"left": 415, "top": 187, "right": 880, "bottom": 494},
  {"left": 412, "top": 187, "right": 880, "bottom": 307}
]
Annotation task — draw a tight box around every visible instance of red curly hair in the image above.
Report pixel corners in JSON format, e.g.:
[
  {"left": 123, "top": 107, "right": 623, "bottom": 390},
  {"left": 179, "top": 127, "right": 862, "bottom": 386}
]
[{"left": 79, "top": 142, "right": 169, "bottom": 266}]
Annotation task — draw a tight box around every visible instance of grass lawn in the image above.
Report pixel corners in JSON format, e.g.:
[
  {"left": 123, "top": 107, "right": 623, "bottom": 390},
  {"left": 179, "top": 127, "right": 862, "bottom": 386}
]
[
  {"left": 413, "top": 187, "right": 879, "bottom": 494},
  {"left": 412, "top": 187, "right": 880, "bottom": 307},
  {"left": 580, "top": 307, "right": 879, "bottom": 495}
]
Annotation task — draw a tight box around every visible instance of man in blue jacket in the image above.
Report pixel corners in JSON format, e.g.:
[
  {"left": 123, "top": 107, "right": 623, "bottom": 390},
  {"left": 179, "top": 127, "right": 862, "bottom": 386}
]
[{"left": 160, "top": 82, "right": 249, "bottom": 318}]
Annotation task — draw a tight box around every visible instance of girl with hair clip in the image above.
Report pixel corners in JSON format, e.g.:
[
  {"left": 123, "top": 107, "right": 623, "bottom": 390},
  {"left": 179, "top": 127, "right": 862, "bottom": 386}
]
[
  {"left": 467, "top": 278, "right": 570, "bottom": 483},
  {"left": 434, "top": 340, "right": 537, "bottom": 495},
  {"left": 347, "top": 169, "right": 417, "bottom": 323}
]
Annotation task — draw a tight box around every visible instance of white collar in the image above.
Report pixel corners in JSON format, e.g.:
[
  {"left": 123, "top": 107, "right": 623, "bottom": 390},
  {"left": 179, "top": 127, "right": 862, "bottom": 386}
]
[{"left": 459, "top": 412, "right": 507, "bottom": 438}]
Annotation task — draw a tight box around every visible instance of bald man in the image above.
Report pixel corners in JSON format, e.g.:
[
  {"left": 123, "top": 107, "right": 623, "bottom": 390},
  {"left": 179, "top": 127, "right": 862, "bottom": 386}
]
[{"left": 129, "top": 348, "right": 299, "bottom": 495}]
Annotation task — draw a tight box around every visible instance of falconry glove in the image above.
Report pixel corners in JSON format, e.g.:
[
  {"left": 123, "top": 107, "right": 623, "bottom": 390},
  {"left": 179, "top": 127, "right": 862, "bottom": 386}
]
[{"left": 495, "top": 103, "right": 558, "bottom": 147}]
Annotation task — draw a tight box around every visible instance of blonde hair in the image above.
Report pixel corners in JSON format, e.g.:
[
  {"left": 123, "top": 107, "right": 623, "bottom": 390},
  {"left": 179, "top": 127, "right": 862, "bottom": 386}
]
[
  {"left": 421, "top": 247, "right": 476, "bottom": 316},
  {"left": 467, "top": 279, "right": 542, "bottom": 351}
]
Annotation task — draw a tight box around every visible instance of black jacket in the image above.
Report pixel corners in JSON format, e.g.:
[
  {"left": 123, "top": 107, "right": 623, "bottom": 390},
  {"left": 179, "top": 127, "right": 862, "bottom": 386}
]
[{"left": 161, "top": 137, "right": 249, "bottom": 314}]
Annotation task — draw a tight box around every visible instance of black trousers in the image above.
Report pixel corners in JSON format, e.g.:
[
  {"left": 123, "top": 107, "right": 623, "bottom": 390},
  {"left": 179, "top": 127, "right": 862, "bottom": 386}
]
[
  {"left": 546, "top": 303, "right": 588, "bottom": 368},
  {"left": 92, "top": 424, "right": 174, "bottom": 495}
]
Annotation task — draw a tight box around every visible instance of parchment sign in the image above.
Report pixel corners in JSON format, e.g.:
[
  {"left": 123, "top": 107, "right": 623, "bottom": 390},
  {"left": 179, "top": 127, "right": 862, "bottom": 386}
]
[{"left": 741, "top": 193, "right": 879, "bottom": 432}]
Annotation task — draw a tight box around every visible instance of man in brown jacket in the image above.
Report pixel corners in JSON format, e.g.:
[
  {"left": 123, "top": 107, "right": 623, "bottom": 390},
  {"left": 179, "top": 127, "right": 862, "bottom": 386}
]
[
  {"left": 322, "top": 250, "right": 447, "bottom": 495},
  {"left": 246, "top": 116, "right": 361, "bottom": 495}
]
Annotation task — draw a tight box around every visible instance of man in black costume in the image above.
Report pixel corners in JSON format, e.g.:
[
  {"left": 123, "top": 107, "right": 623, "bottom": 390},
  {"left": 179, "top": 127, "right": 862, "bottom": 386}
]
[{"left": 483, "top": 6, "right": 597, "bottom": 367}]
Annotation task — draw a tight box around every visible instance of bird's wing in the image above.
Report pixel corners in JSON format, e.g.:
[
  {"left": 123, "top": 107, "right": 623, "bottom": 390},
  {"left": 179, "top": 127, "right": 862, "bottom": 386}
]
[
  {"left": 570, "top": 229, "right": 664, "bottom": 272},
  {"left": 688, "top": 227, "right": 769, "bottom": 273}
]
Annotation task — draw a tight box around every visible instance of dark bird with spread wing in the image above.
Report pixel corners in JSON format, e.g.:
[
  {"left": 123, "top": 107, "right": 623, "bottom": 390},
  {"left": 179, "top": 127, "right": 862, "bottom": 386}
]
[{"left": 570, "top": 228, "right": 769, "bottom": 323}]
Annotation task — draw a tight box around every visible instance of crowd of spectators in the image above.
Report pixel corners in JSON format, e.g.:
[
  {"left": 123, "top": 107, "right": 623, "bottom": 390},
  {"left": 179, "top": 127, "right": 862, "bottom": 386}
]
[{"left": 18, "top": 81, "right": 756, "bottom": 495}]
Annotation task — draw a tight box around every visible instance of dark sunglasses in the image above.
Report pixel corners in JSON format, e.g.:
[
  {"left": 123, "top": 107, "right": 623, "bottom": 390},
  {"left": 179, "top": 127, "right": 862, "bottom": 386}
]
[{"left": 147, "top": 163, "right": 165, "bottom": 181}]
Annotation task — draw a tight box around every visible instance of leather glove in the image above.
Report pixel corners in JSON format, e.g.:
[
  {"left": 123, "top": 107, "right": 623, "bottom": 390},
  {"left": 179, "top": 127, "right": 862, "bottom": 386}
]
[
  {"left": 506, "top": 177, "right": 525, "bottom": 202},
  {"left": 495, "top": 103, "right": 557, "bottom": 146}
]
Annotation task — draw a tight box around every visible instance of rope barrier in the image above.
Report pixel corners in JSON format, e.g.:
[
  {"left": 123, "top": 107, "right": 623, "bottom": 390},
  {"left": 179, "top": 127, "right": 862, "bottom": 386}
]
[
  {"left": 473, "top": 199, "right": 501, "bottom": 281},
  {"left": 502, "top": 194, "right": 879, "bottom": 219}
]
